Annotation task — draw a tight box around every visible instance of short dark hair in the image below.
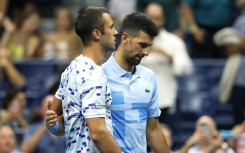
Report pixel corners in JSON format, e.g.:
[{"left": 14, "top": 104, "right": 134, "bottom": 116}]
[
  {"left": 75, "top": 6, "right": 109, "bottom": 46},
  {"left": 121, "top": 12, "right": 157, "bottom": 38}
]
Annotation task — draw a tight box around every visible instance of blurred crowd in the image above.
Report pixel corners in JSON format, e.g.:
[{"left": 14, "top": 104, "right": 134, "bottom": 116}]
[{"left": 0, "top": 0, "right": 245, "bottom": 153}]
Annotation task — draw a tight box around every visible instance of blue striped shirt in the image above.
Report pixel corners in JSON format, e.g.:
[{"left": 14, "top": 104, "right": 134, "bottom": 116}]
[
  {"left": 102, "top": 53, "right": 161, "bottom": 153},
  {"left": 56, "top": 55, "right": 113, "bottom": 153}
]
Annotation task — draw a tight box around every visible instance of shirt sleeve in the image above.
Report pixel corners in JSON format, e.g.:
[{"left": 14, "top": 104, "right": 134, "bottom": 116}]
[
  {"left": 55, "top": 72, "right": 65, "bottom": 101},
  {"left": 77, "top": 76, "right": 108, "bottom": 119},
  {"left": 147, "top": 73, "right": 161, "bottom": 118}
]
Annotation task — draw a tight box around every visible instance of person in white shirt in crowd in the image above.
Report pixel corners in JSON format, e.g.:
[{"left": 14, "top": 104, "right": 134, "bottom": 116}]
[{"left": 142, "top": 3, "right": 193, "bottom": 121}]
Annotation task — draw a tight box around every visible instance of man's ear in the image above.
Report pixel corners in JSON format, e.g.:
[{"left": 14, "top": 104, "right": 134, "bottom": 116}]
[
  {"left": 92, "top": 29, "right": 101, "bottom": 40},
  {"left": 121, "top": 32, "right": 130, "bottom": 43}
]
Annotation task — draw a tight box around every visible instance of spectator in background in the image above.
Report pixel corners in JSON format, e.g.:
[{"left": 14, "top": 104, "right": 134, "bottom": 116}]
[
  {"left": 0, "top": 88, "right": 29, "bottom": 126},
  {"left": 0, "top": 88, "right": 29, "bottom": 141},
  {"left": 0, "top": 124, "right": 19, "bottom": 153},
  {"left": 107, "top": 0, "right": 136, "bottom": 25},
  {"left": 141, "top": 3, "right": 193, "bottom": 122},
  {"left": 137, "top": 0, "right": 183, "bottom": 36},
  {"left": 107, "top": 0, "right": 137, "bottom": 50},
  {"left": 21, "top": 95, "right": 66, "bottom": 153},
  {"left": 229, "top": 107, "right": 245, "bottom": 153},
  {"left": 42, "top": 6, "right": 83, "bottom": 60},
  {"left": 0, "top": 6, "right": 42, "bottom": 59},
  {"left": 0, "top": 0, "right": 8, "bottom": 24},
  {"left": 233, "top": 0, "right": 245, "bottom": 47},
  {"left": 178, "top": 115, "right": 235, "bottom": 153},
  {"left": 181, "top": 0, "right": 234, "bottom": 58},
  {"left": 0, "top": 48, "right": 25, "bottom": 90},
  {"left": 214, "top": 28, "right": 245, "bottom": 125}
]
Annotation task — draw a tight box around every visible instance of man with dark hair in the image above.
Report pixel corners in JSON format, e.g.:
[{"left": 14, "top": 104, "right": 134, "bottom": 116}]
[
  {"left": 46, "top": 12, "right": 169, "bottom": 153},
  {"left": 45, "top": 6, "right": 121, "bottom": 153},
  {"left": 102, "top": 12, "right": 169, "bottom": 153}
]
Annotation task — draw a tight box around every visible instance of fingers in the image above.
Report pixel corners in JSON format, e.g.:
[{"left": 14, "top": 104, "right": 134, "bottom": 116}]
[
  {"left": 47, "top": 100, "right": 52, "bottom": 110},
  {"left": 45, "top": 110, "right": 57, "bottom": 128}
]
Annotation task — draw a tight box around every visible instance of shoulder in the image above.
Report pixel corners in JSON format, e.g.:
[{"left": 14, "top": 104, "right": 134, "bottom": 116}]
[
  {"left": 61, "top": 56, "right": 100, "bottom": 78},
  {"left": 102, "top": 57, "right": 114, "bottom": 72},
  {"left": 137, "top": 65, "right": 156, "bottom": 81}
]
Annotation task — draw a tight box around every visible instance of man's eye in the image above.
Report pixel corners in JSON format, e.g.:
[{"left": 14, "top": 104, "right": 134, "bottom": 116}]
[
  {"left": 139, "top": 43, "right": 149, "bottom": 48},
  {"left": 110, "top": 25, "right": 114, "bottom": 29}
]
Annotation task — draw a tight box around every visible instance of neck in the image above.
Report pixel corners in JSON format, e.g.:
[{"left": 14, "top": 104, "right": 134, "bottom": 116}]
[
  {"left": 114, "top": 46, "right": 135, "bottom": 73},
  {"left": 82, "top": 43, "right": 105, "bottom": 66}
]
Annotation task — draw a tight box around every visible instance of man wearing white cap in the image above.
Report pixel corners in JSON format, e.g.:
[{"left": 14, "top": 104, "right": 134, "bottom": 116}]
[{"left": 214, "top": 27, "right": 245, "bottom": 125}]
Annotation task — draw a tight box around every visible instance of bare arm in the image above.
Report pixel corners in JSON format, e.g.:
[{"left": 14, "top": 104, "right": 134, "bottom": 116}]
[
  {"left": 45, "top": 97, "right": 65, "bottom": 136},
  {"left": 86, "top": 117, "right": 122, "bottom": 153},
  {"left": 0, "top": 0, "right": 8, "bottom": 23},
  {"left": 46, "top": 115, "right": 122, "bottom": 153},
  {"left": 180, "top": 3, "right": 205, "bottom": 43},
  {"left": 45, "top": 101, "right": 122, "bottom": 152},
  {"left": 146, "top": 118, "right": 169, "bottom": 153},
  {"left": 0, "top": 56, "right": 25, "bottom": 86},
  {"left": 21, "top": 125, "right": 46, "bottom": 153},
  {"left": 178, "top": 131, "right": 203, "bottom": 153},
  {"left": 0, "top": 0, "right": 8, "bottom": 15},
  {"left": 26, "top": 36, "right": 41, "bottom": 58},
  {"left": 0, "top": 18, "right": 15, "bottom": 48},
  {"left": 180, "top": 3, "right": 197, "bottom": 30}
]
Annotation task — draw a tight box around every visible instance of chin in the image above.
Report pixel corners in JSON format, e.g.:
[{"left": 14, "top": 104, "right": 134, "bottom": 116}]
[{"left": 133, "top": 60, "right": 141, "bottom": 65}]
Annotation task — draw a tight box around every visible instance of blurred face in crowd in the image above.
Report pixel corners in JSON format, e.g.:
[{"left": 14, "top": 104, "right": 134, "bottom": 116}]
[
  {"left": 99, "top": 13, "right": 118, "bottom": 52},
  {"left": 22, "top": 12, "right": 40, "bottom": 33},
  {"left": 122, "top": 31, "right": 153, "bottom": 66},
  {"left": 6, "top": 91, "right": 26, "bottom": 114},
  {"left": 145, "top": 3, "right": 164, "bottom": 31},
  {"left": 195, "top": 115, "right": 220, "bottom": 145},
  {"left": 0, "top": 125, "right": 16, "bottom": 153},
  {"left": 56, "top": 8, "right": 73, "bottom": 31},
  {"left": 13, "top": 91, "right": 26, "bottom": 112}
]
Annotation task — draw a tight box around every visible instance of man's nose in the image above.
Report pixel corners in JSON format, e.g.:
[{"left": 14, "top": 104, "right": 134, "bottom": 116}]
[
  {"left": 113, "top": 27, "right": 118, "bottom": 35},
  {"left": 142, "top": 47, "right": 150, "bottom": 56}
]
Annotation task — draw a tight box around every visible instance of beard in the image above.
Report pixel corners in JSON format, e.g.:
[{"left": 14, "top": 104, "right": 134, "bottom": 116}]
[{"left": 126, "top": 55, "right": 142, "bottom": 66}]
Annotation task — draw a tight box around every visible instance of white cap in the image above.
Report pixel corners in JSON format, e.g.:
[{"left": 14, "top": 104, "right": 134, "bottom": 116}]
[{"left": 213, "top": 28, "right": 241, "bottom": 46}]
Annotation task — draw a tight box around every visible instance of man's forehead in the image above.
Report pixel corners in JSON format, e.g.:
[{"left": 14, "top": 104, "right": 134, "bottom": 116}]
[
  {"left": 102, "top": 13, "right": 113, "bottom": 23},
  {"left": 133, "top": 32, "right": 153, "bottom": 43}
]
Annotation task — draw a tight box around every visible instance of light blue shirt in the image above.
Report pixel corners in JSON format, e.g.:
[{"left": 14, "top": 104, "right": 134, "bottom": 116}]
[
  {"left": 56, "top": 55, "right": 113, "bottom": 153},
  {"left": 102, "top": 53, "right": 161, "bottom": 153}
]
